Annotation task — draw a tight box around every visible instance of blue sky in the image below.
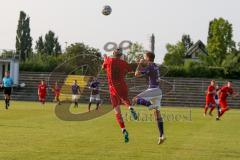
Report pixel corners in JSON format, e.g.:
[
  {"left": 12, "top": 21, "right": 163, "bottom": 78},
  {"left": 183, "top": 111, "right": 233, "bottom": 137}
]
[{"left": 0, "top": 0, "right": 239, "bottom": 62}]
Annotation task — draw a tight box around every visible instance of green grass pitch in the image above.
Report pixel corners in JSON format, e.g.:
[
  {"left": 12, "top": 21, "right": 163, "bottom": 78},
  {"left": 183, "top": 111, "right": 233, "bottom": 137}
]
[{"left": 0, "top": 101, "right": 239, "bottom": 160}]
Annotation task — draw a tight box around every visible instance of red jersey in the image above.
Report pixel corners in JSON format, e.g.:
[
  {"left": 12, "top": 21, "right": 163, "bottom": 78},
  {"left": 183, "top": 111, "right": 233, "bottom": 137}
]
[
  {"left": 38, "top": 84, "right": 47, "bottom": 94},
  {"left": 54, "top": 85, "right": 60, "bottom": 96},
  {"left": 103, "top": 57, "right": 132, "bottom": 87},
  {"left": 219, "top": 86, "right": 233, "bottom": 101},
  {"left": 206, "top": 85, "right": 215, "bottom": 99}
]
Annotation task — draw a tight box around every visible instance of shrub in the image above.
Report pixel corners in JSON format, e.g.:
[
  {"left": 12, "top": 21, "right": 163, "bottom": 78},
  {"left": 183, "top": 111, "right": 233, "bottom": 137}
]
[{"left": 165, "top": 65, "right": 226, "bottom": 78}]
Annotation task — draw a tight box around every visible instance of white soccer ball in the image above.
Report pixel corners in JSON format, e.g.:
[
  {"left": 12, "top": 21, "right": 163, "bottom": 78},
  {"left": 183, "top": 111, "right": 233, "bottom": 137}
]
[
  {"left": 20, "top": 83, "right": 26, "bottom": 88},
  {"left": 102, "top": 5, "right": 112, "bottom": 16}
]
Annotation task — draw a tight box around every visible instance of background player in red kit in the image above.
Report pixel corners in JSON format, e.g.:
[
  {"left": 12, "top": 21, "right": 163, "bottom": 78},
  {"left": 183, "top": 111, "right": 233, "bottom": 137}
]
[
  {"left": 216, "top": 81, "right": 238, "bottom": 120},
  {"left": 38, "top": 80, "right": 47, "bottom": 104},
  {"left": 52, "top": 81, "right": 61, "bottom": 105},
  {"left": 102, "top": 49, "right": 138, "bottom": 143},
  {"left": 204, "top": 80, "right": 216, "bottom": 116}
]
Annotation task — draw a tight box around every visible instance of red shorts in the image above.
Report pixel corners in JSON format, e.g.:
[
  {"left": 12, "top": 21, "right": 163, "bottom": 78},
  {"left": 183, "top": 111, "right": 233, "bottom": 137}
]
[
  {"left": 219, "top": 100, "right": 227, "bottom": 109},
  {"left": 206, "top": 97, "right": 215, "bottom": 107},
  {"left": 39, "top": 93, "right": 46, "bottom": 100},
  {"left": 55, "top": 92, "right": 60, "bottom": 97},
  {"left": 109, "top": 85, "right": 131, "bottom": 107}
]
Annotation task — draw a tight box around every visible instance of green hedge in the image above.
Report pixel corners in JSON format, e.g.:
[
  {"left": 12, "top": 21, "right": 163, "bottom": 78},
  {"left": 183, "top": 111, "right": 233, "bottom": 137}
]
[
  {"left": 166, "top": 66, "right": 228, "bottom": 78},
  {"left": 20, "top": 61, "right": 58, "bottom": 72},
  {"left": 20, "top": 55, "right": 239, "bottom": 79},
  {"left": 20, "top": 55, "right": 62, "bottom": 72}
]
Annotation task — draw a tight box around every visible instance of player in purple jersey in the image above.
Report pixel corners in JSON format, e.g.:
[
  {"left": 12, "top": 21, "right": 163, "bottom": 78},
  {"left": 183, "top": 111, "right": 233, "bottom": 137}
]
[
  {"left": 88, "top": 77, "right": 101, "bottom": 112},
  {"left": 72, "top": 80, "right": 81, "bottom": 108},
  {"left": 133, "top": 51, "right": 165, "bottom": 145},
  {"left": 214, "top": 84, "right": 221, "bottom": 118}
]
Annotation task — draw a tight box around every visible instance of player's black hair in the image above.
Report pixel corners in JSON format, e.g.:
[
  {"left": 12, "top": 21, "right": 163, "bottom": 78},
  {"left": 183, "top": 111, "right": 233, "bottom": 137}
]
[
  {"left": 145, "top": 51, "right": 155, "bottom": 62},
  {"left": 113, "top": 48, "right": 123, "bottom": 58},
  {"left": 228, "top": 81, "right": 233, "bottom": 83}
]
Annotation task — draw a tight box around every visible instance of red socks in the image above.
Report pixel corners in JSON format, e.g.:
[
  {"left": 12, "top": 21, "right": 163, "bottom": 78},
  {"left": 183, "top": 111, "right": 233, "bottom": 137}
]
[
  {"left": 115, "top": 113, "right": 125, "bottom": 129},
  {"left": 220, "top": 108, "right": 228, "bottom": 117}
]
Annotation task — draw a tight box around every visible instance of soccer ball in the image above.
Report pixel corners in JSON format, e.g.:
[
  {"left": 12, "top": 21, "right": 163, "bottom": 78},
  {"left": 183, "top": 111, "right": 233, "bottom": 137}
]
[
  {"left": 20, "top": 83, "right": 26, "bottom": 88},
  {"left": 102, "top": 5, "right": 112, "bottom": 16}
]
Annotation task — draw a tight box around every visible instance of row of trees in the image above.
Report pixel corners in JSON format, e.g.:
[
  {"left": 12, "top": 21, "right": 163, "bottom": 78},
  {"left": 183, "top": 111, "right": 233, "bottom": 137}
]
[
  {"left": 15, "top": 11, "right": 62, "bottom": 61},
  {"left": 163, "top": 17, "right": 240, "bottom": 78},
  {"left": 35, "top": 31, "right": 61, "bottom": 56},
  {"left": 20, "top": 42, "right": 101, "bottom": 73},
  {"left": 13, "top": 11, "right": 102, "bottom": 74}
]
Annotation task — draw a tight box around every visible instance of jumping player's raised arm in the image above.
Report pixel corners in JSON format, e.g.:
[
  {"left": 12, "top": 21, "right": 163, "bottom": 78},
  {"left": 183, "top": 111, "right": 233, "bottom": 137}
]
[
  {"left": 88, "top": 81, "right": 93, "bottom": 89},
  {"left": 135, "top": 59, "right": 145, "bottom": 77},
  {"left": 102, "top": 54, "right": 108, "bottom": 70},
  {"left": 123, "top": 61, "right": 132, "bottom": 74}
]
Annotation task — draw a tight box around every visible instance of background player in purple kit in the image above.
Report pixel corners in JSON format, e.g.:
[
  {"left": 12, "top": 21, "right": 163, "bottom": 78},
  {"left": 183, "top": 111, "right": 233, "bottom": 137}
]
[
  {"left": 133, "top": 51, "right": 165, "bottom": 145},
  {"left": 72, "top": 80, "right": 81, "bottom": 108},
  {"left": 214, "top": 84, "right": 221, "bottom": 118},
  {"left": 88, "top": 77, "right": 101, "bottom": 112}
]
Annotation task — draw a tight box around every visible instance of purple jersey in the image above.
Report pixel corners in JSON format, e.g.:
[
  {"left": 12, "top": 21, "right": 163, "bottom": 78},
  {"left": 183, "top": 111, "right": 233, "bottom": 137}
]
[
  {"left": 72, "top": 84, "right": 80, "bottom": 94},
  {"left": 141, "top": 63, "right": 160, "bottom": 88},
  {"left": 90, "top": 81, "right": 100, "bottom": 95}
]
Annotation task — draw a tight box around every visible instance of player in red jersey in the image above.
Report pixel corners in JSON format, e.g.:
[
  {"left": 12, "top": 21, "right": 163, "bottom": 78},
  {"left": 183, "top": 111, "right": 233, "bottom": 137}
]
[
  {"left": 102, "top": 49, "right": 138, "bottom": 143},
  {"left": 52, "top": 81, "right": 61, "bottom": 105},
  {"left": 204, "top": 80, "right": 216, "bottom": 116},
  {"left": 38, "top": 80, "right": 47, "bottom": 104},
  {"left": 216, "top": 81, "right": 238, "bottom": 120}
]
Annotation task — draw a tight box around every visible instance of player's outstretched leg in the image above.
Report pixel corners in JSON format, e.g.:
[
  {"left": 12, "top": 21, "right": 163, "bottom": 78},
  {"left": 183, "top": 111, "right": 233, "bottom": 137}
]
[
  {"left": 219, "top": 107, "right": 229, "bottom": 118},
  {"left": 154, "top": 109, "right": 165, "bottom": 145},
  {"left": 217, "top": 101, "right": 228, "bottom": 120},
  {"left": 133, "top": 97, "right": 156, "bottom": 110},
  {"left": 114, "top": 106, "right": 129, "bottom": 143},
  {"left": 124, "top": 103, "right": 138, "bottom": 120},
  {"left": 129, "top": 107, "right": 138, "bottom": 120},
  {"left": 122, "top": 129, "right": 129, "bottom": 143},
  {"left": 121, "top": 98, "right": 138, "bottom": 120}
]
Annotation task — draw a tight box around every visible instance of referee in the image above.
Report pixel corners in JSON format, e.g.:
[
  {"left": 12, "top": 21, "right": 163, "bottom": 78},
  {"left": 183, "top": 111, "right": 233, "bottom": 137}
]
[{"left": 2, "top": 71, "right": 13, "bottom": 109}]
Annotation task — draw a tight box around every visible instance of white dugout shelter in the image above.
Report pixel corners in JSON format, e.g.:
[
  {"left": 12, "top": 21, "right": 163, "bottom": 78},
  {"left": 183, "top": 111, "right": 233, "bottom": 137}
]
[{"left": 0, "top": 57, "right": 19, "bottom": 86}]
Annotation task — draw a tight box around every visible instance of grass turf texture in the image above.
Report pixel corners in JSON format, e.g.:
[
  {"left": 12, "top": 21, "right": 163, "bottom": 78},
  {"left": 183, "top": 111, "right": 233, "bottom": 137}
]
[{"left": 0, "top": 101, "right": 239, "bottom": 160}]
